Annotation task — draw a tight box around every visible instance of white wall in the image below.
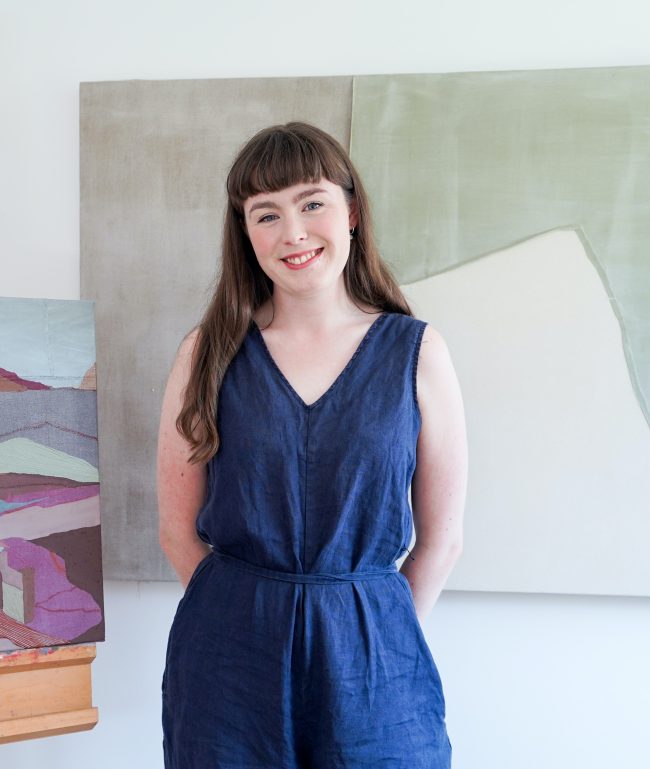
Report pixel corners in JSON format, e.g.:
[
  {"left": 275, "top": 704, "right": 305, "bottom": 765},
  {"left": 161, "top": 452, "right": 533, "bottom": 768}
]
[{"left": 2, "top": 1, "right": 650, "bottom": 767}]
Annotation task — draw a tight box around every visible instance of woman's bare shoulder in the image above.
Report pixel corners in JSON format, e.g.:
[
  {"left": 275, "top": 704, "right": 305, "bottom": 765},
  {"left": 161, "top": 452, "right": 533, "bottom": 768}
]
[
  {"left": 160, "top": 327, "right": 201, "bottom": 425},
  {"left": 178, "top": 326, "right": 201, "bottom": 357},
  {"left": 419, "top": 322, "right": 448, "bottom": 352},
  {"left": 416, "top": 323, "right": 462, "bottom": 415},
  {"left": 165, "top": 326, "right": 199, "bottom": 378}
]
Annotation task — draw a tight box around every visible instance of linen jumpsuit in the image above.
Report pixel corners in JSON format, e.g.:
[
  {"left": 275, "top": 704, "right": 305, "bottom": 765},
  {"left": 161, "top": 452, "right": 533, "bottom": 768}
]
[{"left": 162, "top": 311, "right": 452, "bottom": 769}]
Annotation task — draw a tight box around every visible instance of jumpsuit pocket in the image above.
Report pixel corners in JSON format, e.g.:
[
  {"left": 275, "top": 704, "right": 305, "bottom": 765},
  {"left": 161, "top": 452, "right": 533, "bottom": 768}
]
[
  {"left": 163, "top": 551, "right": 214, "bottom": 697},
  {"left": 396, "top": 572, "right": 419, "bottom": 616},
  {"left": 397, "top": 576, "right": 440, "bottom": 661},
  {"left": 181, "top": 550, "right": 213, "bottom": 597},
  {"left": 396, "top": 573, "right": 430, "bottom": 643},
  {"left": 396, "top": 572, "right": 447, "bottom": 718},
  {"left": 174, "top": 550, "right": 214, "bottom": 616},
  {"left": 185, "top": 550, "right": 213, "bottom": 593}
]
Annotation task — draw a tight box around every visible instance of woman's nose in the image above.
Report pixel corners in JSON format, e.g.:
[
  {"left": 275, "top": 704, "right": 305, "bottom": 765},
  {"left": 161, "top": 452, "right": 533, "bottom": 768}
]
[{"left": 282, "top": 215, "right": 307, "bottom": 244}]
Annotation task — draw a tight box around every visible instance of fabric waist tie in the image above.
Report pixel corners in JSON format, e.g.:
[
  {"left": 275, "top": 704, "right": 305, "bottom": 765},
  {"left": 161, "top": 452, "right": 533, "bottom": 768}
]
[{"left": 212, "top": 549, "right": 398, "bottom": 585}]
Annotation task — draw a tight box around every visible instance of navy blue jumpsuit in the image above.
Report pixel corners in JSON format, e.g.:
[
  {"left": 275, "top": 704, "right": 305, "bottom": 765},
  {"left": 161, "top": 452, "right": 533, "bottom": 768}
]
[{"left": 162, "top": 311, "right": 452, "bottom": 768}]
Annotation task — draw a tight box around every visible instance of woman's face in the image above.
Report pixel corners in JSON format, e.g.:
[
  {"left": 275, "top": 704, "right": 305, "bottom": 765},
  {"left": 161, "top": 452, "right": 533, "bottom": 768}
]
[{"left": 242, "top": 177, "right": 358, "bottom": 293}]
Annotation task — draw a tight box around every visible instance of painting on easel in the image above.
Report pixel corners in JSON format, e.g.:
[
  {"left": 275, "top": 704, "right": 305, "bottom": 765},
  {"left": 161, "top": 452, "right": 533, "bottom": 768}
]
[{"left": 0, "top": 297, "right": 104, "bottom": 652}]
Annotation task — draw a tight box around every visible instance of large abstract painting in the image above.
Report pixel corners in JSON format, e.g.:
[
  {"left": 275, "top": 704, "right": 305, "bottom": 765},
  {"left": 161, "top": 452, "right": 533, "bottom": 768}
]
[
  {"left": 80, "top": 67, "right": 650, "bottom": 595},
  {"left": 0, "top": 298, "right": 104, "bottom": 651}
]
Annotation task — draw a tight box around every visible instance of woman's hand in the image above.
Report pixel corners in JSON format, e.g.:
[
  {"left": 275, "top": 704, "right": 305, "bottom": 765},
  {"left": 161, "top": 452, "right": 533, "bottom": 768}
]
[{"left": 157, "top": 329, "right": 212, "bottom": 588}]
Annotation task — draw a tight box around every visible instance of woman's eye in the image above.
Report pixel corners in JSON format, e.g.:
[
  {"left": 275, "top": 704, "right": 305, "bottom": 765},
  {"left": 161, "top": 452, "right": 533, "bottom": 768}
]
[
  {"left": 258, "top": 214, "right": 278, "bottom": 223},
  {"left": 304, "top": 201, "right": 323, "bottom": 212}
]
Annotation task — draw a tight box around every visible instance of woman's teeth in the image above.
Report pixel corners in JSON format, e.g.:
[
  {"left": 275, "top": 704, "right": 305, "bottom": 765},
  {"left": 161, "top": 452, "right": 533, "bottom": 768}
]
[{"left": 283, "top": 249, "right": 321, "bottom": 265}]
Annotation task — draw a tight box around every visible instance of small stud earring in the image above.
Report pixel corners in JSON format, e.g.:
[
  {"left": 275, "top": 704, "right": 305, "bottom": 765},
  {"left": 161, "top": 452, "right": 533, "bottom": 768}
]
[{"left": 349, "top": 227, "right": 355, "bottom": 240}]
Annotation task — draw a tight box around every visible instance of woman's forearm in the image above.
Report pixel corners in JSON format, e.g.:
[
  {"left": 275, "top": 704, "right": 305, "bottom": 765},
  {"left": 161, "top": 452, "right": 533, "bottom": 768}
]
[
  {"left": 399, "top": 536, "right": 463, "bottom": 622},
  {"left": 160, "top": 527, "right": 212, "bottom": 589}
]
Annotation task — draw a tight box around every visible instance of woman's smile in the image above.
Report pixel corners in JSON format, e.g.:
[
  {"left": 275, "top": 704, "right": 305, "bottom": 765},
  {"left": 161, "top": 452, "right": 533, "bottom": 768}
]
[{"left": 281, "top": 247, "right": 324, "bottom": 268}]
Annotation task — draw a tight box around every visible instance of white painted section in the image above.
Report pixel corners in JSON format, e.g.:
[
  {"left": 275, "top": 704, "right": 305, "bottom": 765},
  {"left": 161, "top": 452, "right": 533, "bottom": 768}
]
[{"left": 407, "top": 230, "right": 650, "bottom": 595}]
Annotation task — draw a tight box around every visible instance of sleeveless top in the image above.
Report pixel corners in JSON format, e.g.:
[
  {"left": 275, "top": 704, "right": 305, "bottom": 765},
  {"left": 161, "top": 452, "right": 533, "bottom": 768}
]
[{"left": 195, "top": 311, "right": 426, "bottom": 574}]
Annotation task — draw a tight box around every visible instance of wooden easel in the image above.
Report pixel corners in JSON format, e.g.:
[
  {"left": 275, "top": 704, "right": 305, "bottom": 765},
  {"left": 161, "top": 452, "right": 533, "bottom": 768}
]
[{"left": 0, "top": 644, "right": 98, "bottom": 744}]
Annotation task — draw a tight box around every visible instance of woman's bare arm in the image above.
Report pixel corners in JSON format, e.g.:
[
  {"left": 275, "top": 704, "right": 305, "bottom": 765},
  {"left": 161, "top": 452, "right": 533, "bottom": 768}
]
[
  {"left": 157, "top": 329, "right": 212, "bottom": 588},
  {"left": 400, "top": 324, "right": 468, "bottom": 621}
]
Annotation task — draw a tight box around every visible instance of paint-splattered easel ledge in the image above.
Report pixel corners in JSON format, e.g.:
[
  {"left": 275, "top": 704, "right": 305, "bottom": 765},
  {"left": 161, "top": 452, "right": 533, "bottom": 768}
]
[{"left": 0, "top": 642, "right": 98, "bottom": 743}]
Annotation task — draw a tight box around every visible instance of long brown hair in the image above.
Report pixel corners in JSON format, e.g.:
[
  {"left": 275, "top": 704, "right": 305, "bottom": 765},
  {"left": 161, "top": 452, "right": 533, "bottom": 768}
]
[{"left": 177, "top": 121, "right": 415, "bottom": 463}]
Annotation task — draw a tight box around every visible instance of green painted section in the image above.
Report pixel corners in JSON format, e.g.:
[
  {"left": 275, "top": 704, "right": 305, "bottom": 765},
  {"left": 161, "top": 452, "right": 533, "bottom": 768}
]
[
  {"left": 0, "top": 438, "right": 99, "bottom": 483},
  {"left": 1, "top": 582, "right": 24, "bottom": 623},
  {"left": 350, "top": 68, "right": 650, "bottom": 427}
]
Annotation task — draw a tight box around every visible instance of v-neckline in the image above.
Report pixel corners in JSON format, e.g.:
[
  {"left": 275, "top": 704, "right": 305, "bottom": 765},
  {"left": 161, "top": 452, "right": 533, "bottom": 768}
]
[{"left": 250, "top": 312, "right": 389, "bottom": 409}]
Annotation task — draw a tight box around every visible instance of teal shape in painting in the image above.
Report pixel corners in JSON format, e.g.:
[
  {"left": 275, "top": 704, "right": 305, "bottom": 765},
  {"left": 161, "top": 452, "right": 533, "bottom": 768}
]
[{"left": 0, "top": 297, "right": 96, "bottom": 388}]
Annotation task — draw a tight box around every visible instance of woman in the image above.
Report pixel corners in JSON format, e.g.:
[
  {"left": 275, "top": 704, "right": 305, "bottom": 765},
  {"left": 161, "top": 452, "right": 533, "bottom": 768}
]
[{"left": 157, "top": 122, "right": 467, "bottom": 768}]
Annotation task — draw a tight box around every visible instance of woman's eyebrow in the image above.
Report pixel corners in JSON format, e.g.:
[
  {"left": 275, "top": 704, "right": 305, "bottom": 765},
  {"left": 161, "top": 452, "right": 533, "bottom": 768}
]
[
  {"left": 248, "top": 187, "right": 329, "bottom": 215},
  {"left": 293, "top": 187, "right": 328, "bottom": 203}
]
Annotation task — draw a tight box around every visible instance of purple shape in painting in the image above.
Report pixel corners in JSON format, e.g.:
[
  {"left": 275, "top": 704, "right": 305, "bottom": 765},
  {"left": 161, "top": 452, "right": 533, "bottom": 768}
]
[
  {"left": 1, "top": 483, "right": 99, "bottom": 515},
  {"left": 0, "top": 537, "right": 102, "bottom": 640}
]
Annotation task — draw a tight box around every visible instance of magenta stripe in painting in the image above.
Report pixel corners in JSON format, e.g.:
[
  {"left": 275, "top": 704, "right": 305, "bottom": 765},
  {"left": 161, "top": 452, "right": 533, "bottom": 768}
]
[{"left": 3, "top": 483, "right": 99, "bottom": 508}]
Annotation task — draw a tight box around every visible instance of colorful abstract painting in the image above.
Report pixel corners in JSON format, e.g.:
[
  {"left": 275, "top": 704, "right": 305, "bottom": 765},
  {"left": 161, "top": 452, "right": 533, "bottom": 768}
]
[{"left": 0, "top": 297, "right": 104, "bottom": 651}]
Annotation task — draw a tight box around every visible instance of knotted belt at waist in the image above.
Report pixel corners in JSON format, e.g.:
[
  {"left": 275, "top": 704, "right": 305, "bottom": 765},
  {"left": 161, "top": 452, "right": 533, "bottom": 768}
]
[{"left": 212, "top": 549, "right": 398, "bottom": 585}]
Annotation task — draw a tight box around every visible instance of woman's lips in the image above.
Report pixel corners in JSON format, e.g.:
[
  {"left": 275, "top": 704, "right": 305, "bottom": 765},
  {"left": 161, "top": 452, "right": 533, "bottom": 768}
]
[{"left": 281, "top": 247, "right": 323, "bottom": 270}]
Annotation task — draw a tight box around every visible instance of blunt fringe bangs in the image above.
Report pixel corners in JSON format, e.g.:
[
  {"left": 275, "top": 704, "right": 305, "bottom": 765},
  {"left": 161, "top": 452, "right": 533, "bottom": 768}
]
[{"left": 227, "top": 124, "right": 353, "bottom": 212}]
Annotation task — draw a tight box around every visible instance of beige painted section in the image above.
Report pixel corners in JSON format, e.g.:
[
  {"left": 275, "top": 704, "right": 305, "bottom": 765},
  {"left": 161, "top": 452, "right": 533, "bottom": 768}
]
[
  {"left": 0, "top": 496, "right": 100, "bottom": 541},
  {"left": 80, "top": 77, "right": 353, "bottom": 580}
]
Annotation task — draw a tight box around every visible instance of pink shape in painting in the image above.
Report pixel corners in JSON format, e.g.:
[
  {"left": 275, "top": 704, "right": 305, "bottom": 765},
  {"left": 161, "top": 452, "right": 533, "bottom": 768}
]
[{"left": 0, "top": 537, "right": 102, "bottom": 641}]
